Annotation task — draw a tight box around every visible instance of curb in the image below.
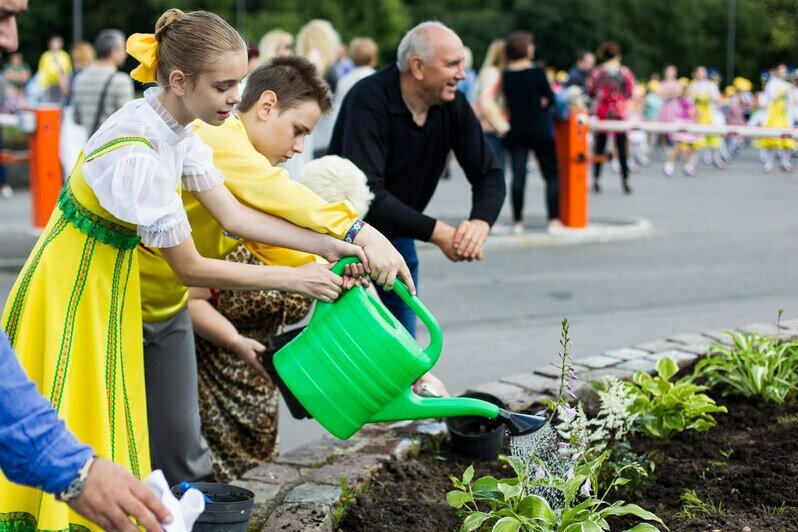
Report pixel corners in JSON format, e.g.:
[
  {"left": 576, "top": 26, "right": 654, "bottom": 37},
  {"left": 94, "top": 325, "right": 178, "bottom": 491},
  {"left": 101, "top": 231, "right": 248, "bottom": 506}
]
[
  {"left": 418, "top": 215, "right": 653, "bottom": 254},
  {"left": 243, "top": 318, "right": 798, "bottom": 531}
]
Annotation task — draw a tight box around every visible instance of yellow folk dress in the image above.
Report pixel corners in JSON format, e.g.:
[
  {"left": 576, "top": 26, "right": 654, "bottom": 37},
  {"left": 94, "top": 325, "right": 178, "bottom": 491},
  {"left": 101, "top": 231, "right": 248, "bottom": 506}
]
[
  {"left": 690, "top": 80, "right": 722, "bottom": 150},
  {"left": 0, "top": 142, "right": 150, "bottom": 532},
  {"left": 0, "top": 87, "right": 218, "bottom": 531},
  {"left": 756, "top": 77, "right": 796, "bottom": 151}
]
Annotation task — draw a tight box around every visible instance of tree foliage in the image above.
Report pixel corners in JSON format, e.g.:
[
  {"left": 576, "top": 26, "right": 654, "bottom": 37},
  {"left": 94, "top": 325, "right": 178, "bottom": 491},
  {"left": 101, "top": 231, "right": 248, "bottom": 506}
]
[{"left": 14, "top": 0, "right": 798, "bottom": 85}]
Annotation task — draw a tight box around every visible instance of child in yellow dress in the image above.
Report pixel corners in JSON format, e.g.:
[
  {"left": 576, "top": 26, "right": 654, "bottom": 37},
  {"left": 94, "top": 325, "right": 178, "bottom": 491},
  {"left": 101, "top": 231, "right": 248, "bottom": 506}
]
[
  {"left": 0, "top": 9, "right": 379, "bottom": 530},
  {"left": 137, "top": 56, "right": 412, "bottom": 484}
]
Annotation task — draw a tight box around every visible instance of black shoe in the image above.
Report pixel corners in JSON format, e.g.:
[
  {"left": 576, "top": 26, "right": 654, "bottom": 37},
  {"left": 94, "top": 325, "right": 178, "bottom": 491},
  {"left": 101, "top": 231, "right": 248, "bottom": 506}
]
[
  {"left": 592, "top": 181, "right": 601, "bottom": 193},
  {"left": 622, "top": 179, "right": 632, "bottom": 195}
]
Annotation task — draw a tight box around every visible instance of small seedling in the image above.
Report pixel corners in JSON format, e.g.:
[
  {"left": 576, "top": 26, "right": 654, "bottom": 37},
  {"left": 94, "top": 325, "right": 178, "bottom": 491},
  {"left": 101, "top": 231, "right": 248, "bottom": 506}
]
[
  {"left": 719, "top": 447, "right": 734, "bottom": 460},
  {"left": 331, "top": 476, "right": 370, "bottom": 528},
  {"left": 675, "top": 488, "right": 724, "bottom": 519},
  {"left": 762, "top": 501, "right": 792, "bottom": 516},
  {"left": 777, "top": 413, "right": 798, "bottom": 424}
]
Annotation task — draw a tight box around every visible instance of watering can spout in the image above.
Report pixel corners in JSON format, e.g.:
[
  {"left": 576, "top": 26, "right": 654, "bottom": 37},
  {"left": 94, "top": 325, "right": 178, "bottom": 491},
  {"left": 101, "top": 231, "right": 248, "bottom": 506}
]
[
  {"left": 367, "top": 389, "right": 501, "bottom": 423},
  {"left": 496, "top": 409, "right": 548, "bottom": 435},
  {"left": 367, "top": 390, "right": 549, "bottom": 436}
]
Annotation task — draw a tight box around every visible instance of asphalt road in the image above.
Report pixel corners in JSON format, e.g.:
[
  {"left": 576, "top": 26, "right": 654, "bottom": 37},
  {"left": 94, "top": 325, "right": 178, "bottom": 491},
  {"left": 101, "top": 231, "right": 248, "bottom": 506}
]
[{"left": 2, "top": 151, "right": 796, "bottom": 453}]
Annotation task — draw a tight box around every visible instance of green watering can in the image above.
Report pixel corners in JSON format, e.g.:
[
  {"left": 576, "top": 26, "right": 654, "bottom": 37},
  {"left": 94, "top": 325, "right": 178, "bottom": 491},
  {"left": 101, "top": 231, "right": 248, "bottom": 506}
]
[{"left": 273, "top": 257, "right": 547, "bottom": 440}]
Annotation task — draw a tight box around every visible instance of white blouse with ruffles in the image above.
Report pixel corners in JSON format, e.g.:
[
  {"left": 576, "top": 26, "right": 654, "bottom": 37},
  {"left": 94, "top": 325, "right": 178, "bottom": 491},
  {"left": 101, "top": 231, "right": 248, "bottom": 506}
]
[{"left": 82, "top": 87, "right": 224, "bottom": 248}]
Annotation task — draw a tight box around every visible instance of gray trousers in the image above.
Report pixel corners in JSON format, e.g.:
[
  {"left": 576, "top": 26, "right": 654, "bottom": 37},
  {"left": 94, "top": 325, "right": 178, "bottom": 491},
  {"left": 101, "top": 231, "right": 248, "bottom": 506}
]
[{"left": 143, "top": 306, "right": 213, "bottom": 484}]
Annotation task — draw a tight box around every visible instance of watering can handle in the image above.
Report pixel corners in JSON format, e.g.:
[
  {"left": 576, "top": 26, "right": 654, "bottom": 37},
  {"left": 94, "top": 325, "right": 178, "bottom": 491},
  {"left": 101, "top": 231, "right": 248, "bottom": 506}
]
[{"left": 331, "top": 256, "right": 443, "bottom": 364}]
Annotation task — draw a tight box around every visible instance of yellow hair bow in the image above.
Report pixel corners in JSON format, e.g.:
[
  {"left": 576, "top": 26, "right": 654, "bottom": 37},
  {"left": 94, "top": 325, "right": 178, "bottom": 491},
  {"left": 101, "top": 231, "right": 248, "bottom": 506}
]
[{"left": 127, "top": 33, "right": 158, "bottom": 83}]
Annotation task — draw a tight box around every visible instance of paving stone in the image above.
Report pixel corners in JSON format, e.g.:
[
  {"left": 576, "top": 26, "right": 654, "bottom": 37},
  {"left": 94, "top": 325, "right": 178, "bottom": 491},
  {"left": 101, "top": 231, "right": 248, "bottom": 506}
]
[
  {"left": 499, "top": 372, "right": 560, "bottom": 393},
  {"left": 243, "top": 463, "right": 301, "bottom": 484},
  {"left": 633, "top": 339, "right": 680, "bottom": 353},
  {"left": 737, "top": 322, "right": 782, "bottom": 337},
  {"left": 274, "top": 439, "right": 357, "bottom": 467},
  {"left": 532, "top": 363, "right": 590, "bottom": 379},
  {"left": 674, "top": 343, "right": 712, "bottom": 356},
  {"left": 467, "top": 380, "right": 528, "bottom": 404},
  {"left": 229, "top": 479, "right": 282, "bottom": 505},
  {"left": 360, "top": 436, "right": 415, "bottom": 460},
  {"left": 602, "top": 347, "right": 650, "bottom": 360},
  {"left": 778, "top": 328, "right": 798, "bottom": 341},
  {"left": 617, "top": 358, "right": 657, "bottom": 373},
  {"left": 305, "top": 453, "right": 389, "bottom": 486},
  {"left": 284, "top": 483, "right": 342, "bottom": 506},
  {"left": 701, "top": 330, "right": 736, "bottom": 345},
  {"left": 590, "top": 366, "right": 636, "bottom": 381},
  {"left": 261, "top": 502, "right": 332, "bottom": 532},
  {"left": 667, "top": 333, "right": 710, "bottom": 346},
  {"left": 644, "top": 349, "right": 698, "bottom": 368},
  {"left": 573, "top": 355, "right": 623, "bottom": 369},
  {"left": 778, "top": 318, "right": 798, "bottom": 329}
]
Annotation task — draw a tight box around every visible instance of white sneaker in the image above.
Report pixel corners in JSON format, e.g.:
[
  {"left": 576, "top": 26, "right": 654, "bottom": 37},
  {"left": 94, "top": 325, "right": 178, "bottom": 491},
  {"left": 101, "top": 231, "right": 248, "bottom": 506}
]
[
  {"left": 512, "top": 222, "right": 524, "bottom": 235},
  {"left": 683, "top": 164, "right": 697, "bottom": 176},
  {"left": 764, "top": 161, "right": 773, "bottom": 174},
  {"left": 780, "top": 160, "right": 793, "bottom": 173},
  {"left": 0, "top": 185, "right": 12, "bottom": 199},
  {"left": 663, "top": 162, "right": 674, "bottom": 176}
]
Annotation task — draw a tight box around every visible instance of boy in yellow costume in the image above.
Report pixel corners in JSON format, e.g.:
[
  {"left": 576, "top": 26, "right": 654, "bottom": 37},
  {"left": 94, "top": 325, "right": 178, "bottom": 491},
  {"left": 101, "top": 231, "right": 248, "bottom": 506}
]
[{"left": 138, "top": 55, "right": 413, "bottom": 484}]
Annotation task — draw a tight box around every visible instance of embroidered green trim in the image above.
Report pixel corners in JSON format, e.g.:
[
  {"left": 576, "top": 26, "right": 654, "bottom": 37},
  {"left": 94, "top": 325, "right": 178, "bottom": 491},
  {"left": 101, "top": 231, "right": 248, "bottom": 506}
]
[
  {"left": 85, "top": 136, "right": 154, "bottom": 162},
  {"left": 0, "top": 511, "right": 90, "bottom": 531},
  {"left": 57, "top": 187, "right": 140, "bottom": 251}
]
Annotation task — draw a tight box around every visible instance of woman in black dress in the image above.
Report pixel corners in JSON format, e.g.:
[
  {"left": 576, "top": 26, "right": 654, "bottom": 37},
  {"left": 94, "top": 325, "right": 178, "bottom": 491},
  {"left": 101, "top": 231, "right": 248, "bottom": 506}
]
[{"left": 502, "top": 31, "right": 560, "bottom": 233}]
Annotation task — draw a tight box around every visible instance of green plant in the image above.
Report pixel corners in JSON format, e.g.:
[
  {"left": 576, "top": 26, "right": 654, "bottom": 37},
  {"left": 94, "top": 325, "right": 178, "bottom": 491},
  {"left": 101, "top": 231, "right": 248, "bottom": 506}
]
[
  {"left": 674, "top": 489, "right": 724, "bottom": 519},
  {"left": 777, "top": 413, "right": 798, "bottom": 424},
  {"left": 557, "top": 379, "right": 655, "bottom": 497},
  {"left": 446, "top": 454, "right": 663, "bottom": 531},
  {"left": 330, "top": 476, "right": 370, "bottom": 528},
  {"left": 693, "top": 332, "right": 798, "bottom": 404},
  {"left": 546, "top": 318, "right": 578, "bottom": 424},
  {"left": 762, "top": 502, "right": 792, "bottom": 516},
  {"left": 623, "top": 357, "right": 727, "bottom": 439}
]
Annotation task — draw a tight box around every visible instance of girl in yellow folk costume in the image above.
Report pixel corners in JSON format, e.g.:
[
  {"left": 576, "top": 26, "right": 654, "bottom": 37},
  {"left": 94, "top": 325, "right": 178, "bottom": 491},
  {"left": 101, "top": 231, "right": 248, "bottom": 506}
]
[
  {"left": 0, "top": 8, "right": 369, "bottom": 531},
  {"left": 689, "top": 66, "right": 726, "bottom": 170},
  {"left": 755, "top": 64, "right": 796, "bottom": 173}
]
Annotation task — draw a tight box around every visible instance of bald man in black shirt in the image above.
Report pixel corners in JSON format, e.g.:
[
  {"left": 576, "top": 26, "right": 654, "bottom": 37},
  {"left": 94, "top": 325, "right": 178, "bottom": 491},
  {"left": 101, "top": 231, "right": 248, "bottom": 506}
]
[{"left": 329, "top": 21, "right": 505, "bottom": 339}]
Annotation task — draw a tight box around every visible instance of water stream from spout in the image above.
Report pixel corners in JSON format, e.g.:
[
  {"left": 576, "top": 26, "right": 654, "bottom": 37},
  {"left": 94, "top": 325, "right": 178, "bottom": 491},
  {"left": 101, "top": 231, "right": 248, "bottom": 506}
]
[{"left": 510, "top": 423, "right": 574, "bottom": 509}]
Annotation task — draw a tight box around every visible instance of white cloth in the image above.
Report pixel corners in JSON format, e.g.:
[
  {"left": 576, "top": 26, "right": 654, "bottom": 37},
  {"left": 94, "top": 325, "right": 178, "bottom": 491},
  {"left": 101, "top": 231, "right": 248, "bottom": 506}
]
[
  {"left": 82, "top": 87, "right": 224, "bottom": 247},
  {"left": 59, "top": 104, "right": 88, "bottom": 178},
  {"left": 329, "top": 66, "right": 376, "bottom": 140},
  {"left": 143, "top": 469, "right": 205, "bottom": 532}
]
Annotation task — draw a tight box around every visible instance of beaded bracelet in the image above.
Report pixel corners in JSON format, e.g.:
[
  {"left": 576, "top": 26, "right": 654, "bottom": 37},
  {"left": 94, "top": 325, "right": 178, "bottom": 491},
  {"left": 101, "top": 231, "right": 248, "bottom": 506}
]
[{"left": 345, "top": 219, "right": 366, "bottom": 244}]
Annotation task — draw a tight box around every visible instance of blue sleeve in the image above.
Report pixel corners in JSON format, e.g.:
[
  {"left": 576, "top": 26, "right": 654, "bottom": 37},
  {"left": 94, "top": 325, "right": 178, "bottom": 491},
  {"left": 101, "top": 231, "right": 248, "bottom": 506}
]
[{"left": 0, "top": 330, "right": 94, "bottom": 494}]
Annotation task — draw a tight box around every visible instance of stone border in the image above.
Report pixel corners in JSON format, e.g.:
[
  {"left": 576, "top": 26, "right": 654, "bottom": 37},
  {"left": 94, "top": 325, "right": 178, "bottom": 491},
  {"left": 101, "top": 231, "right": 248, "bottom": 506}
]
[{"left": 244, "top": 320, "right": 798, "bottom": 531}]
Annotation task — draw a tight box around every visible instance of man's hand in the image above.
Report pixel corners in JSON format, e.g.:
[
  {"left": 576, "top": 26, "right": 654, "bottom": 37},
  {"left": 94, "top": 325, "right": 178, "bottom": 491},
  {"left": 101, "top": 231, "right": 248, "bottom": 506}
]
[
  {"left": 430, "top": 221, "right": 461, "bottom": 262},
  {"left": 67, "top": 458, "right": 172, "bottom": 531},
  {"left": 452, "top": 219, "right": 490, "bottom": 261}
]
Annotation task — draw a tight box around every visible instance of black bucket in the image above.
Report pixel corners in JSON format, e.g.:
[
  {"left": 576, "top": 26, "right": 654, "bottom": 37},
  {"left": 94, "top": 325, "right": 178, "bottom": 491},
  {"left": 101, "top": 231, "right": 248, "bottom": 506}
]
[
  {"left": 445, "top": 392, "right": 506, "bottom": 461},
  {"left": 171, "top": 482, "right": 254, "bottom": 532}
]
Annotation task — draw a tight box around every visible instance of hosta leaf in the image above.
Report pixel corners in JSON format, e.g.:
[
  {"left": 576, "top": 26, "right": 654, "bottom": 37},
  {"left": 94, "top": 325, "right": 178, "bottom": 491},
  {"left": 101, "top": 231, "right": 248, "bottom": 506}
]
[
  {"left": 599, "top": 503, "right": 663, "bottom": 523},
  {"left": 461, "top": 512, "right": 490, "bottom": 532},
  {"left": 446, "top": 490, "right": 471, "bottom": 509},
  {"left": 563, "top": 521, "right": 603, "bottom": 532},
  {"left": 624, "top": 524, "right": 660, "bottom": 532},
  {"left": 498, "top": 481, "right": 523, "bottom": 501},
  {"left": 463, "top": 465, "right": 475, "bottom": 485},
  {"left": 656, "top": 357, "right": 678, "bottom": 381},
  {"left": 517, "top": 495, "right": 555, "bottom": 523},
  {"left": 492, "top": 516, "right": 521, "bottom": 532}
]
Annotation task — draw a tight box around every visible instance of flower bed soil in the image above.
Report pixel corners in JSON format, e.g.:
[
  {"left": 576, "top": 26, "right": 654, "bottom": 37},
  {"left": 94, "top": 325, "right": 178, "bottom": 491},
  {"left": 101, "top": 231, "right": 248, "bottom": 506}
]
[{"left": 339, "top": 395, "right": 798, "bottom": 531}]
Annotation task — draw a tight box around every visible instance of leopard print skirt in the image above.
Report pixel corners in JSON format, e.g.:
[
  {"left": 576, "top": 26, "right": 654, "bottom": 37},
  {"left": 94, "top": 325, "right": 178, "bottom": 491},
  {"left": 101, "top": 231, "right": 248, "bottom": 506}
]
[{"left": 196, "top": 244, "right": 312, "bottom": 482}]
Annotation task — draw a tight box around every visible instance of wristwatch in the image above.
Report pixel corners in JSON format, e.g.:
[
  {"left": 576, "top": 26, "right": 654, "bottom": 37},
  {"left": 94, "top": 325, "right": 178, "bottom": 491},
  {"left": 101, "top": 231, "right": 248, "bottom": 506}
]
[{"left": 55, "top": 455, "right": 95, "bottom": 502}]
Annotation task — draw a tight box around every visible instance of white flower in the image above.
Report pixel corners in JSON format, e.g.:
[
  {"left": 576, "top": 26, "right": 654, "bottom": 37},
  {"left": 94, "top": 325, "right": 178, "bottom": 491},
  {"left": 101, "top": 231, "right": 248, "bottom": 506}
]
[
  {"left": 580, "top": 479, "right": 592, "bottom": 498},
  {"left": 534, "top": 467, "right": 546, "bottom": 479}
]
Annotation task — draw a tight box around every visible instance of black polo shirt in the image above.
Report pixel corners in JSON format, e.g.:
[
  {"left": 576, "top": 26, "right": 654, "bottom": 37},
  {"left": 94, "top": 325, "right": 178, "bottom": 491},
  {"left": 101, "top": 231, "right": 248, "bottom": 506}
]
[{"left": 328, "top": 64, "right": 505, "bottom": 242}]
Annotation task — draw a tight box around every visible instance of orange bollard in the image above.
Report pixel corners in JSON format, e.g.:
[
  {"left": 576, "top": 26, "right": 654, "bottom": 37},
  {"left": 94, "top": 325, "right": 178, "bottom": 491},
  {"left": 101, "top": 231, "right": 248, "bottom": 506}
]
[
  {"left": 28, "top": 108, "right": 62, "bottom": 229},
  {"left": 554, "top": 112, "right": 589, "bottom": 228}
]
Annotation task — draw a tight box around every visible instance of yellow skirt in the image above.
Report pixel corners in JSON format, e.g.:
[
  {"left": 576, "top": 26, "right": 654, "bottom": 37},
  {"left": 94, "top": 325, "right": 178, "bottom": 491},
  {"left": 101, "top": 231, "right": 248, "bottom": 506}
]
[
  {"left": 756, "top": 98, "right": 796, "bottom": 150},
  {"left": 0, "top": 189, "right": 150, "bottom": 531},
  {"left": 694, "top": 101, "right": 721, "bottom": 149}
]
